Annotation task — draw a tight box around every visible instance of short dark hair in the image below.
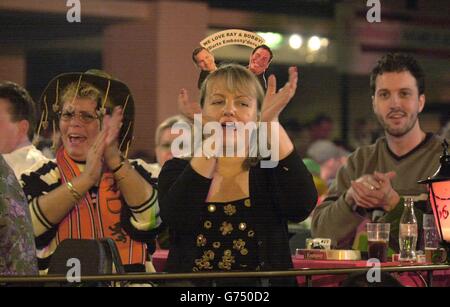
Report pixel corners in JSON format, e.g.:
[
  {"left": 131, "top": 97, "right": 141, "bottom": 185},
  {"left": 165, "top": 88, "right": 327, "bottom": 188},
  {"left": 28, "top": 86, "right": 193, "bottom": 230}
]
[
  {"left": 192, "top": 47, "right": 209, "bottom": 65},
  {"left": 370, "top": 53, "right": 425, "bottom": 96},
  {"left": 252, "top": 44, "right": 273, "bottom": 62},
  {"left": 0, "top": 81, "right": 37, "bottom": 141}
]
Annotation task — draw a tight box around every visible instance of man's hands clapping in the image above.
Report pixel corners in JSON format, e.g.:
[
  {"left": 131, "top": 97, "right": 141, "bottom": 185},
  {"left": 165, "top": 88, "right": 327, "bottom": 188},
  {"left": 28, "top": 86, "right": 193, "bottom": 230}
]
[{"left": 345, "top": 171, "right": 400, "bottom": 212}]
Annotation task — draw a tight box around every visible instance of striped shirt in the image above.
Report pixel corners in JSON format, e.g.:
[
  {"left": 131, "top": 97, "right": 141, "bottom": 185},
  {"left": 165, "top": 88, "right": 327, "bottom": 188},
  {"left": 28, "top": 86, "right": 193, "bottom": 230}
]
[{"left": 20, "top": 158, "right": 161, "bottom": 271}]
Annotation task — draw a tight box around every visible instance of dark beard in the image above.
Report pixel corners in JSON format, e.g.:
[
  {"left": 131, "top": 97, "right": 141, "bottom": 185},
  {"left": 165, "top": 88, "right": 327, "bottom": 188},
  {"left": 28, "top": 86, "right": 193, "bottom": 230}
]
[{"left": 377, "top": 113, "right": 418, "bottom": 138}]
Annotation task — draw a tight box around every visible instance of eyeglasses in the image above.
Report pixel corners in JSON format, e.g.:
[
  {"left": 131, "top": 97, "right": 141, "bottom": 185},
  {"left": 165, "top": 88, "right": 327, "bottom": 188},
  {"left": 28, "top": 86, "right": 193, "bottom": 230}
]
[{"left": 59, "top": 110, "right": 99, "bottom": 124}]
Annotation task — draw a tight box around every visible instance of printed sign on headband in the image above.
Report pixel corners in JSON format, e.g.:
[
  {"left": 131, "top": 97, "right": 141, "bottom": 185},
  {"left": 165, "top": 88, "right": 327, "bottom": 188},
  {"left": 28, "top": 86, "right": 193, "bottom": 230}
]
[{"left": 200, "top": 29, "right": 265, "bottom": 51}]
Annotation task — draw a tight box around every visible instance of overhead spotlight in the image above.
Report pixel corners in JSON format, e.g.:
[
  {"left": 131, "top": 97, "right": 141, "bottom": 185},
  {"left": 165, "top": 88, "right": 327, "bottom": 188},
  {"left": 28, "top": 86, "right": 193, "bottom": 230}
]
[
  {"left": 307, "top": 36, "right": 321, "bottom": 52},
  {"left": 257, "top": 32, "right": 283, "bottom": 49},
  {"left": 320, "top": 38, "right": 329, "bottom": 47},
  {"left": 289, "top": 34, "right": 303, "bottom": 49}
]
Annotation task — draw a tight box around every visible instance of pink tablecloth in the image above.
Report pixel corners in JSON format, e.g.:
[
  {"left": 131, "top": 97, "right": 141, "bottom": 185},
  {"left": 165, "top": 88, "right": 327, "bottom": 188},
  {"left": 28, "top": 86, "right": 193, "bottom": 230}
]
[
  {"left": 152, "top": 250, "right": 450, "bottom": 287},
  {"left": 292, "top": 257, "right": 450, "bottom": 287}
]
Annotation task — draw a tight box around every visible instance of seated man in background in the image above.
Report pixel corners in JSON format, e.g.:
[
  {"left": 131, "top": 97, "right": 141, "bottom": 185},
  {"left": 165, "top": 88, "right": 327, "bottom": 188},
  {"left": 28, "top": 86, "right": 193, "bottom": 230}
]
[
  {"left": 307, "top": 139, "right": 349, "bottom": 188},
  {"left": 0, "top": 155, "right": 38, "bottom": 276},
  {"left": 311, "top": 53, "right": 443, "bottom": 252},
  {"left": 0, "top": 81, "right": 47, "bottom": 179},
  {"left": 148, "top": 115, "right": 191, "bottom": 178}
]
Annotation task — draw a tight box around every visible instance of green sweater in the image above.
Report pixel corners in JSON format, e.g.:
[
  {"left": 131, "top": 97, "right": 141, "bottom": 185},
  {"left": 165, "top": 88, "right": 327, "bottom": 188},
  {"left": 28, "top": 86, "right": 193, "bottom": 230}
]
[{"left": 311, "top": 133, "right": 443, "bottom": 252}]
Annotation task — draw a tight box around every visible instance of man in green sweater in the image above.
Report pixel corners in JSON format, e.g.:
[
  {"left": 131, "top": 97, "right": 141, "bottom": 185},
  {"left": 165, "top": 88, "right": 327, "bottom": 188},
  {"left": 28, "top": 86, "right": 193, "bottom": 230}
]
[{"left": 311, "top": 53, "right": 443, "bottom": 252}]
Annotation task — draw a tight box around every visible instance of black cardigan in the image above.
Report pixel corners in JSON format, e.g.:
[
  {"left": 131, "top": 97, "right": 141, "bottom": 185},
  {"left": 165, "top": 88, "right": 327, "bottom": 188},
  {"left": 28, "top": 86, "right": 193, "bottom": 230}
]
[{"left": 158, "top": 150, "right": 317, "bottom": 286}]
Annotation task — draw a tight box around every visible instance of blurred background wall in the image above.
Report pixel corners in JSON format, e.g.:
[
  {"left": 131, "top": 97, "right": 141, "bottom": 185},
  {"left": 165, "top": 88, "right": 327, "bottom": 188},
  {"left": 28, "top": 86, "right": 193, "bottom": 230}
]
[{"left": 0, "top": 0, "right": 449, "bottom": 160}]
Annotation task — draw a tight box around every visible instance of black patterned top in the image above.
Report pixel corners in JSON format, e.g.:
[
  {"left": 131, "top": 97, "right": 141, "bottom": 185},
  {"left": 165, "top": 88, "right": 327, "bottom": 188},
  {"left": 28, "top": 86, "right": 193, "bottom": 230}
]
[
  {"left": 193, "top": 198, "right": 260, "bottom": 272},
  {"left": 159, "top": 150, "right": 318, "bottom": 286}
]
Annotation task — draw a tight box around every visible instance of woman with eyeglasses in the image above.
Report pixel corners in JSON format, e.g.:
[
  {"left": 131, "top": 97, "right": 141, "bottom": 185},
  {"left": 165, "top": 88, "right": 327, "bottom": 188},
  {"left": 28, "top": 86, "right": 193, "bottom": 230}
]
[{"left": 20, "top": 70, "right": 161, "bottom": 273}]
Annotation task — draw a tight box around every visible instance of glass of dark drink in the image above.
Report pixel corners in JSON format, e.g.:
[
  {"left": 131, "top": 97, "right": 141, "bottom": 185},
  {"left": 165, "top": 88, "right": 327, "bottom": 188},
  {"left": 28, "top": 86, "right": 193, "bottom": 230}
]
[
  {"left": 367, "top": 223, "right": 390, "bottom": 262},
  {"left": 368, "top": 240, "right": 388, "bottom": 262}
]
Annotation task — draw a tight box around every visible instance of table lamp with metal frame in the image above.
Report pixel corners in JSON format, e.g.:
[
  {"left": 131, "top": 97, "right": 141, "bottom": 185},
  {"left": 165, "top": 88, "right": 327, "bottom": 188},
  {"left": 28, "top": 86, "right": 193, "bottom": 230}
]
[{"left": 418, "top": 139, "right": 450, "bottom": 263}]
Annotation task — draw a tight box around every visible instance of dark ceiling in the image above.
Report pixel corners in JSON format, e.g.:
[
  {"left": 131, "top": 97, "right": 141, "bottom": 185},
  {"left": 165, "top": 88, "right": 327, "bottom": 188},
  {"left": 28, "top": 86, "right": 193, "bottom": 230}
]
[{"left": 207, "top": 0, "right": 336, "bottom": 18}]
